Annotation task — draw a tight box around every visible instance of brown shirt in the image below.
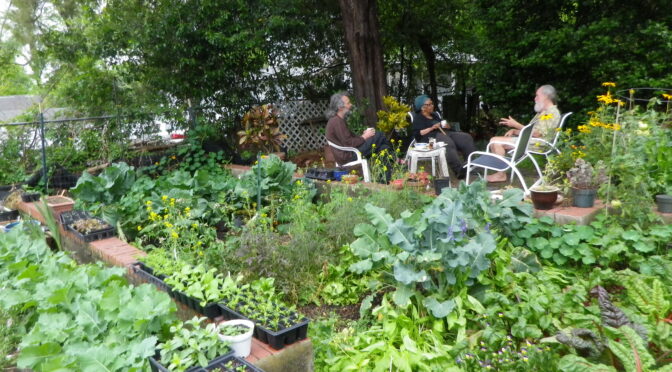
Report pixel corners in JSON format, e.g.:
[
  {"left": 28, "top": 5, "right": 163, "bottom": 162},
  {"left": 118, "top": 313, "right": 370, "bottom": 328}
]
[{"left": 325, "top": 115, "right": 364, "bottom": 165}]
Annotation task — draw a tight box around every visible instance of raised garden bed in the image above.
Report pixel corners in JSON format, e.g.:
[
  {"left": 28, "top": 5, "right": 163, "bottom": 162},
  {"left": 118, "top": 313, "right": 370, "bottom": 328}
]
[{"left": 60, "top": 210, "right": 116, "bottom": 242}]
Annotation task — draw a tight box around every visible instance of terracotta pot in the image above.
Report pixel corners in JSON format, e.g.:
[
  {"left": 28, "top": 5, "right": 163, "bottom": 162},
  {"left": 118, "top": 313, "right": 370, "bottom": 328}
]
[
  {"left": 46, "top": 195, "right": 75, "bottom": 219},
  {"left": 390, "top": 179, "right": 404, "bottom": 190},
  {"left": 530, "top": 187, "right": 559, "bottom": 210},
  {"left": 341, "top": 175, "right": 359, "bottom": 184}
]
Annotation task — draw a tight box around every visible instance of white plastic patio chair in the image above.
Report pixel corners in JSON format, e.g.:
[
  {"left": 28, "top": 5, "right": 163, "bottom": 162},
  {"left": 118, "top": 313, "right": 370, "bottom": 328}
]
[
  {"left": 465, "top": 122, "right": 542, "bottom": 195},
  {"left": 326, "top": 140, "right": 371, "bottom": 183}
]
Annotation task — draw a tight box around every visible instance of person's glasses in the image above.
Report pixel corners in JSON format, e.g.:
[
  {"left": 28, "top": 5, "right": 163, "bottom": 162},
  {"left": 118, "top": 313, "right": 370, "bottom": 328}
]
[{"left": 422, "top": 102, "right": 434, "bottom": 107}]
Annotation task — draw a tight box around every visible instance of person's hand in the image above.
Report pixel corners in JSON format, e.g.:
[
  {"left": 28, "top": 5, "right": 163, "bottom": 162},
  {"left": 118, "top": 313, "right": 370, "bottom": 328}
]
[
  {"left": 504, "top": 129, "right": 518, "bottom": 137},
  {"left": 362, "top": 127, "right": 375, "bottom": 139},
  {"left": 432, "top": 123, "right": 441, "bottom": 130},
  {"left": 499, "top": 116, "right": 518, "bottom": 128}
]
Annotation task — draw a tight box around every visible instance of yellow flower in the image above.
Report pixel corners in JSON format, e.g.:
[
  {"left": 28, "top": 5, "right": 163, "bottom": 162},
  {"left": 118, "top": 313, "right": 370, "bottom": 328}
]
[
  {"left": 196, "top": 241, "right": 202, "bottom": 246},
  {"left": 198, "top": 251, "right": 204, "bottom": 256},
  {"left": 261, "top": 155, "right": 268, "bottom": 159},
  {"left": 184, "top": 207, "right": 191, "bottom": 213},
  {"left": 171, "top": 231, "right": 179, "bottom": 239},
  {"left": 615, "top": 99, "right": 625, "bottom": 106},
  {"left": 601, "top": 82, "right": 616, "bottom": 87},
  {"left": 371, "top": 143, "right": 376, "bottom": 148},
  {"left": 326, "top": 179, "right": 331, "bottom": 184},
  {"left": 577, "top": 125, "right": 591, "bottom": 133},
  {"left": 164, "top": 222, "right": 173, "bottom": 228},
  {"left": 170, "top": 155, "right": 176, "bottom": 160},
  {"left": 162, "top": 195, "right": 168, "bottom": 201},
  {"left": 540, "top": 113, "right": 553, "bottom": 120},
  {"left": 597, "top": 92, "right": 614, "bottom": 104},
  {"left": 145, "top": 200, "right": 152, "bottom": 206},
  {"left": 150, "top": 212, "right": 159, "bottom": 220},
  {"left": 663, "top": 93, "right": 672, "bottom": 100},
  {"left": 629, "top": 89, "right": 635, "bottom": 96},
  {"left": 137, "top": 226, "right": 142, "bottom": 231},
  {"left": 611, "top": 123, "right": 621, "bottom": 131},
  {"left": 192, "top": 223, "right": 198, "bottom": 228},
  {"left": 347, "top": 197, "right": 353, "bottom": 202},
  {"left": 154, "top": 162, "right": 159, "bottom": 166}
]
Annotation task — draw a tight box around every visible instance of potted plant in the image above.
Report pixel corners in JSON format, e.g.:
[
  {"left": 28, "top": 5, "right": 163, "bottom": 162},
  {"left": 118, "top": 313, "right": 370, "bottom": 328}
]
[
  {"left": 341, "top": 171, "right": 359, "bottom": 184},
  {"left": 655, "top": 188, "right": 672, "bottom": 213},
  {"left": 218, "top": 319, "right": 255, "bottom": 358},
  {"left": 405, "top": 171, "right": 431, "bottom": 192},
  {"left": 529, "top": 161, "right": 562, "bottom": 210},
  {"left": 46, "top": 194, "right": 75, "bottom": 220},
  {"left": 237, "top": 104, "right": 287, "bottom": 159},
  {"left": 566, "top": 158, "right": 608, "bottom": 208}
]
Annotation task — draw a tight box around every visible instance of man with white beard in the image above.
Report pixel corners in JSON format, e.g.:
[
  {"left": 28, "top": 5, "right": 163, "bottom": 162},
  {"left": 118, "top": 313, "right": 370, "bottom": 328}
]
[
  {"left": 325, "top": 91, "right": 390, "bottom": 167},
  {"left": 485, "top": 84, "right": 561, "bottom": 182}
]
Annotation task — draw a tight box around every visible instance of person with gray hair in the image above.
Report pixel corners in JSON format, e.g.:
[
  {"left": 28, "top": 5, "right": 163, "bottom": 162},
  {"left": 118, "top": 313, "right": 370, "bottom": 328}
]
[
  {"left": 325, "top": 92, "right": 390, "bottom": 177},
  {"left": 485, "top": 84, "right": 561, "bottom": 182}
]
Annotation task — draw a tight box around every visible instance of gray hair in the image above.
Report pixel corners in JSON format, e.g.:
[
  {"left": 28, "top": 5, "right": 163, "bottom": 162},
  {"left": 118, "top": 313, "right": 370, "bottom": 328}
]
[
  {"left": 538, "top": 84, "right": 558, "bottom": 105},
  {"left": 325, "top": 91, "right": 349, "bottom": 119}
]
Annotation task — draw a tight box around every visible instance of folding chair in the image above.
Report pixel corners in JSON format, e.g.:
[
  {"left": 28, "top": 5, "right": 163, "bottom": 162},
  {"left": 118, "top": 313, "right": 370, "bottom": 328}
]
[
  {"left": 465, "top": 122, "right": 541, "bottom": 195},
  {"left": 528, "top": 112, "right": 572, "bottom": 161},
  {"left": 326, "top": 140, "right": 371, "bottom": 182}
]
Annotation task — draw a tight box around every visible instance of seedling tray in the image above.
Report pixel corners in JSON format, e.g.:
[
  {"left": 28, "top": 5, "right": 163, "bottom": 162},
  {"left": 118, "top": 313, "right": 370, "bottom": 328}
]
[
  {"left": 254, "top": 318, "right": 310, "bottom": 350},
  {"left": 59, "top": 210, "right": 116, "bottom": 242},
  {"left": 21, "top": 193, "right": 41, "bottom": 203},
  {"left": 305, "top": 167, "right": 337, "bottom": 181},
  {"left": 149, "top": 350, "right": 233, "bottom": 372},
  {"left": 130, "top": 262, "right": 169, "bottom": 292},
  {"left": 0, "top": 207, "right": 19, "bottom": 222},
  {"left": 205, "top": 356, "right": 265, "bottom": 372},
  {"left": 219, "top": 301, "right": 310, "bottom": 350},
  {"left": 167, "top": 288, "right": 222, "bottom": 319}
]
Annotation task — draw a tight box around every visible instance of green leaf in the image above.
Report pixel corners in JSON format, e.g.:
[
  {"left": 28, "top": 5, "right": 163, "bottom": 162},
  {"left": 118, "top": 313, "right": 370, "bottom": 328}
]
[
  {"left": 423, "top": 297, "right": 456, "bottom": 318},
  {"left": 349, "top": 259, "right": 373, "bottom": 274},
  {"left": 509, "top": 248, "right": 542, "bottom": 273},
  {"left": 558, "top": 355, "right": 616, "bottom": 372},
  {"left": 393, "top": 262, "right": 428, "bottom": 285},
  {"left": 392, "top": 285, "right": 413, "bottom": 307},
  {"left": 17, "top": 342, "right": 63, "bottom": 369}
]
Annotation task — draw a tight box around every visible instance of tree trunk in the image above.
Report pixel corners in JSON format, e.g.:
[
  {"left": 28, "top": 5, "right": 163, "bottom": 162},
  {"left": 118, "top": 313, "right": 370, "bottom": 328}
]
[
  {"left": 339, "top": 0, "right": 387, "bottom": 127},
  {"left": 418, "top": 39, "right": 437, "bottom": 105}
]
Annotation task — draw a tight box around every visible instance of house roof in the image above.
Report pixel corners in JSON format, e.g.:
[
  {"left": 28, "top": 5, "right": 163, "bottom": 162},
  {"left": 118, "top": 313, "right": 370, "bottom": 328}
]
[{"left": 0, "top": 95, "right": 63, "bottom": 123}]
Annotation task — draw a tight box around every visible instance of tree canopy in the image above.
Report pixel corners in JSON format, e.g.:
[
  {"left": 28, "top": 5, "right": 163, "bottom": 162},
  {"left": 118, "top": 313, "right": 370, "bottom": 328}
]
[{"left": 1, "top": 0, "right": 671, "bottom": 129}]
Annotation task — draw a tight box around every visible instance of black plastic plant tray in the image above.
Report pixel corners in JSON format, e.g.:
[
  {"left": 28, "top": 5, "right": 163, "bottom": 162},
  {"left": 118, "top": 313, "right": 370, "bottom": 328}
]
[
  {"left": 168, "top": 289, "right": 222, "bottom": 319},
  {"left": 254, "top": 318, "right": 310, "bottom": 350},
  {"left": 0, "top": 207, "right": 19, "bottom": 222},
  {"left": 130, "top": 262, "right": 169, "bottom": 292},
  {"left": 59, "top": 210, "right": 98, "bottom": 226},
  {"left": 21, "top": 193, "right": 41, "bottom": 203},
  {"left": 205, "top": 356, "right": 265, "bottom": 372},
  {"left": 60, "top": 210, "right": 116, "bottom": 242},
  {"left": 219, "top": 301, "right": 310, "bottom": 350},
  {"left": 149, "top": 350, "right": 233, "bottom": 372},
  {"left": 305, "top": 168, "right": 337, "bottom": 181}
]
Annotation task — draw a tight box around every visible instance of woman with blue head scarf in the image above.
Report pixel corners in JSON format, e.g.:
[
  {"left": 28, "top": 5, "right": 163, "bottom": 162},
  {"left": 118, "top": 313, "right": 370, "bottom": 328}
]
[{"left": 410, "top": 95, "right": 476, "bottom": 179}]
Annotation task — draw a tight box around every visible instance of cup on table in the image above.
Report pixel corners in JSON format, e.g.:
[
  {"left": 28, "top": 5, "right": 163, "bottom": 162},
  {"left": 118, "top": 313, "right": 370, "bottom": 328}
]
[{"left": 440, "top": 120, "right": 448, "bottom": 128}]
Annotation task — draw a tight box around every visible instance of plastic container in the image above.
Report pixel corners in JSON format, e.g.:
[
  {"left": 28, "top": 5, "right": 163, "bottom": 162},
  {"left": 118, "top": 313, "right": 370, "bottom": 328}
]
[
  {"left": 60, "top": 210, "right": 116, "bottom": 242},
  {"left": 21, "top": 193, "right": 41, "bottom": 203},
  {"left": 218, "top": 319, "right": 254, "bottom": 358},
  {"left": 130, "top": 262, "right": 170, "bottom": 292},
  {"left": 0, "top": 206, "right": 19, "bottom": 222}
]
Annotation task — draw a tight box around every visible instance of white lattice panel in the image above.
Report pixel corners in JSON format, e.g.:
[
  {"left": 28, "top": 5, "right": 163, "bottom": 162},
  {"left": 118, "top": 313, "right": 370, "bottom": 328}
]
[{"left": 277, "top": 100, "right": 328, "bottom": 152}]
